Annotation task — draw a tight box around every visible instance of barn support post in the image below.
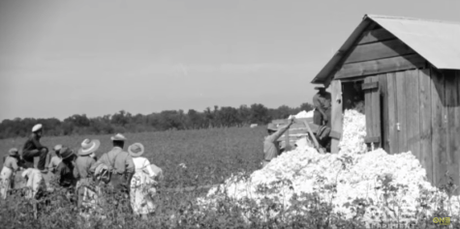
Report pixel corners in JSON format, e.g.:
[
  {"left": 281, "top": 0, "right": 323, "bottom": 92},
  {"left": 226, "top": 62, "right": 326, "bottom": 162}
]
[{"left": 330, "top": 80, "right": 343, "bottom": 153}]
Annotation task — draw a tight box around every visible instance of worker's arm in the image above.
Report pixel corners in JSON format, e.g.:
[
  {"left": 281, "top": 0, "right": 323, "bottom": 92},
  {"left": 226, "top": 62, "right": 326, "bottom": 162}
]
[
  {"left": 267, "top": 119, "right": 295, "bottom": 142},
  {"left": 31, "top": 136, "right": 46, "bottom": 150}
]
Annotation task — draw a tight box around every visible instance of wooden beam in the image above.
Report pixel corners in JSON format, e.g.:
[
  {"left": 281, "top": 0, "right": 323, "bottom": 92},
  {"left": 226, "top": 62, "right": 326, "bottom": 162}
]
[
  {"left": 358, "top": 28, "right": 396, "bottom": 45},
  {"left": 330, "top": 80, "right": 343, "bottom": 153},
  {"left": 335, "top": 54, "right": 426, "bottom": 80},
  {"left": 387, "top": 72, "right": 399, "bottom": 154},
  {"left": 431, "top": 67, "right": 447, "bottom": 187},
  {"left": 345, "top": 39, "right": 414, "bottom": 64},
  {"left": 362, "top": 82, "right": 379, "bottom": 90}
]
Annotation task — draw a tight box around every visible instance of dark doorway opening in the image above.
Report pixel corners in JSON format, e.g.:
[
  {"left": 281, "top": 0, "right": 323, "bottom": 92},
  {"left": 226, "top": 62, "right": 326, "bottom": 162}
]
[{"left": 342, "top": 80, "right": 365, "bottom": 113}]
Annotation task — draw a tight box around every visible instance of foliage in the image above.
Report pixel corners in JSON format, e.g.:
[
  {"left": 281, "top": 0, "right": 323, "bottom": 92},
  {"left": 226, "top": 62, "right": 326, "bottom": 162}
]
[
  {"left": 0, "top": 103, "right": 313, "bottom": 139},
  {"left": 0, "top": 128, "right": 459, "bottom": 228}
]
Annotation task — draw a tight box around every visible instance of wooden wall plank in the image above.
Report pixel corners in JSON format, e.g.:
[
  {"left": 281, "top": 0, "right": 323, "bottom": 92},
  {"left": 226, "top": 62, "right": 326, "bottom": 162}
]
[
  {"left": 330, "top": 80, "right": 343, "bottom": 153},
  {"left": 335, "top": 54, "right": 426, "bottom": 80},
  {"left": 419, "top": 68, "right": 433, "bottom": 184},
  {"left": 379, "top": 73, "right": 390, "bottom": 151},
  {"left": 405, "top": 69, "right": 421, "bottom": 162},
  {"left": 431, "top": 67, "right": 447, "bottom": 187},
  {"left": 345, "top": 39, "right": 414, "bottom": 64},
  {"left": 387, "top": 72, "right": 399, "bottom": 154},
  {"left": 457, "top": 71, "right": 460, "bottom": 191},
  {"left": 396, "top": 71, "right": 407, "bottom": 153},
  {"left": 445, "top": 70, "right": 460, "bottom": 192},
  {"left": 358, "top": 28, "right": 396, "bottom": 44},
  {"left": 371, "top": 76, "right": 381, "bottom": 148},
  {"left": 364, "top": 77, "right": 373, "bottom": 139}
]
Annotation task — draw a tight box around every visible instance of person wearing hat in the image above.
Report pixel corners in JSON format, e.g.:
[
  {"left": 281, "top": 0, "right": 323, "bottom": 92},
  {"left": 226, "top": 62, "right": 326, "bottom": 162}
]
[
  {"left": 74, "top": 139, "right": 100, "bottom": 209},
  {"left": 90, "top": 133, "right": 134, "bottom": 194},
  {"left": 22, "top": 124, "right": 50, "bottom": 173},
  {"left": 312, "top": 86, "right": 332, "bottom": 127},
  {"left": 47, "top": 145, "right": 63, "bottom": 173},
  {"left": 1, "top": 148, "right": 21, "bottom": 199},
  {"left": 54, "top": 147, "right": 77, "bottom": 191},
  {"left": 128, "top": 143, "right": 159, "bottom": 218},
  {"left": 262, "top": 118, "right": 295, "bottom": 167}
]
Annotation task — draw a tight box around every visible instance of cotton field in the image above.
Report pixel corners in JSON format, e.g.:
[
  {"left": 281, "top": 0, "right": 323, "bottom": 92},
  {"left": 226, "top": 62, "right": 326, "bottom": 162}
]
[{"left": 198, "top": 110, "right": 460, "bottom": 226}]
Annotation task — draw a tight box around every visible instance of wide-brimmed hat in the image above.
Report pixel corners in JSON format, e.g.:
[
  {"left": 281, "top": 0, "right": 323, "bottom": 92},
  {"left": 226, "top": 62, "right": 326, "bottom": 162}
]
[
  {"left": 53, "top": 144, "right": 62, "bottom": 152},
  {"left": 78, "top": 139, "right": 101, "bottom": 156},
  {"left": 128, "top": 143, "right": 144, "bottom": 157},
  {"left": 60, "top": 147, "right": 75, "bottom": 160},
  {"left": 267, "top": 123, "right": 278, "bottom": 131},
  {"left": 32, "top": 124, "right": 43, "bottom": 133},
  {"left": 8, "top": 148, "right": 19, "bottom": 156},
  {"left": 111, "top": 133, "right": 126, "bottom": 141}
]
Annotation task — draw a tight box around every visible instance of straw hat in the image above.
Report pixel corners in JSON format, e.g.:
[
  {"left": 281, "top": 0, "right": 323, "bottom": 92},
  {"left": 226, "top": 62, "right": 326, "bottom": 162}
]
[
  {"left": 267, "top": 123, "right": 278, "bottom": 131},
  {"left": 8, "top": 148, "right": 19, "bottom": 156},
  {"left": 111, "top": 133, "right": 126, "bottom": 141},
  {"left": 128, "top": 143, "right": 144, "bottom": 157},
  {"left": 78, "top": 139, "right": 101, "bottom": 156},
  {"left": 60, "top": 147, "right": 75, "bottom": 160},
  {"left": 32, "top": 124, "right": 42, "bottom": 133}
]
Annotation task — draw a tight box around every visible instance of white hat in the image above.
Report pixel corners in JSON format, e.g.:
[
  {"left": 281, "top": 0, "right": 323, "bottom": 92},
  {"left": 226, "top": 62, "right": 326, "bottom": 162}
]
[
  {"left": 78, "top": 139, "right": 101, "bottom": 156},
  {"left": 32, "top": 124, "right": 43, "bottom": 133},
  {"left": 111, "top": 133, "right": 126, "bottom": 141}
]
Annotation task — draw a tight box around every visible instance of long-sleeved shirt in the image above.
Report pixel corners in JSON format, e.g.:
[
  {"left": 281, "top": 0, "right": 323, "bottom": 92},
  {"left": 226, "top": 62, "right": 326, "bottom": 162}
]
[
  {"left": 263, "top": 124, "right": 290, "bottom": 161},
  {"left": 3, "top": 156, "right": 19, "bottom": 172},
  {"left": 90, "top": 147, "right": 134, "bottom": 177},
  {"left": 48, "top": 156, "right": 62, "bottom": 173},
  {"left": 73, "top": 156, "right": 96, "bottom": 180},
  {"left": 313, "top": 92, "right": 332, "bottom": 111},
  {"left": 55, "top": 161, "right": 77, "bottom": 188},
  {"left": 22, "top": 133, "right": 46, "bottom": 153}
]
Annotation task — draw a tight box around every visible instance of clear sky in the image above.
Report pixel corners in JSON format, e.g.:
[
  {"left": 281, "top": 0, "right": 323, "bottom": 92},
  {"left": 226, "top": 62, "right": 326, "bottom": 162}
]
[{"left": 1, "top": 0, "right": 459, "bottom": 121}]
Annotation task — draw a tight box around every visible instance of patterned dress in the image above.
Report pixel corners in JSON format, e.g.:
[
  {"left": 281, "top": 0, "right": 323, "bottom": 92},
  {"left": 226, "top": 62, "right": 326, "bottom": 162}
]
[{"left": 130, "top": 157, "right": 158, "bottom": 215}]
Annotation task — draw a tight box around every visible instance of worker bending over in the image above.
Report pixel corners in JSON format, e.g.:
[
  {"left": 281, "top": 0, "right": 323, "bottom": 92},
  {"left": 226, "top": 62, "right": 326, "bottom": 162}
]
[{"left": 262, "top": 118, "right": 295, "bottom": 167}]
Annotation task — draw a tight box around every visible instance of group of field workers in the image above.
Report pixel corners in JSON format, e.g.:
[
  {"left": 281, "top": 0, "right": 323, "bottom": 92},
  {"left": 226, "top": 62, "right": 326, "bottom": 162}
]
[{"left": 0, "top": 123, "right": 164, "bottom": 219}]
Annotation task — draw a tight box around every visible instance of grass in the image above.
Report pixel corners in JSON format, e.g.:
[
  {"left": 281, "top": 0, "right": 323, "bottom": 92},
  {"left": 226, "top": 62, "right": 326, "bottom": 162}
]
[{"left": 0, "top": 127, "right": 458, "bottom": 228}]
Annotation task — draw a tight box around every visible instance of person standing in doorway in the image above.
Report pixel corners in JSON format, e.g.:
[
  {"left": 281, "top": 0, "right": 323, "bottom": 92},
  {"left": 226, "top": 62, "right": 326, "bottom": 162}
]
[
  {"left": 22, "top": 124, "right": 50, "bottom": 173},
  {"left": 312, "top": 86, "right": 332, "bottom": 127}
]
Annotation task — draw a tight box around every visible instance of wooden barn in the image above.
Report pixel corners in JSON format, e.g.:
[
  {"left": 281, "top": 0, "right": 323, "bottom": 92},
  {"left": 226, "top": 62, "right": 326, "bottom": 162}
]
[{"left": 311, "top": 15, "right": 460, "bottom": 189}]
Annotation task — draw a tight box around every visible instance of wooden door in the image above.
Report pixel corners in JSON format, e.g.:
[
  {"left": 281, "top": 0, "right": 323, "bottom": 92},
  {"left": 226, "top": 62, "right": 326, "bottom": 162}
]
[{"left": 363, "top": 76, "right": 381, "bottom": 148}]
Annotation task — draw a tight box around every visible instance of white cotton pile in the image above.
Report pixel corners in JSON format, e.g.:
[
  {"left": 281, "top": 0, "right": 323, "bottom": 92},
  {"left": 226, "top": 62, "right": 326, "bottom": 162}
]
[
  {"left": 197, "top": 109, "right": 460, "bottom": 224},
  {"left": 288, "top": 110, "right": 314, "bottom": 119},
  {"left": 338, "top": 109, "right": 367, "bottom": 155}
]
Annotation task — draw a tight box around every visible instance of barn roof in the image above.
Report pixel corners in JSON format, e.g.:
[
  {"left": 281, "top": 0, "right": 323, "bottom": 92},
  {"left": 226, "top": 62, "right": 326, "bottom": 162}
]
[{"left": 311, "top": 14, "right": 460, "bottom": 84}]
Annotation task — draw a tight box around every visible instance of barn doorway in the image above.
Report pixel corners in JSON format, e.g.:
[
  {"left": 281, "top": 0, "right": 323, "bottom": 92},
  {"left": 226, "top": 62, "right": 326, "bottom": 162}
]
[{"left": 342, "top": 80, "right": 365, "bottom": 113}]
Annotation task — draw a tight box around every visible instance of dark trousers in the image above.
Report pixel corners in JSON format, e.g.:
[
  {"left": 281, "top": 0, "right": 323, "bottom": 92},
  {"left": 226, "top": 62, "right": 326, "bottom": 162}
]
[{"left": 22, "top": 148, "right": 49, "bottom": 170}]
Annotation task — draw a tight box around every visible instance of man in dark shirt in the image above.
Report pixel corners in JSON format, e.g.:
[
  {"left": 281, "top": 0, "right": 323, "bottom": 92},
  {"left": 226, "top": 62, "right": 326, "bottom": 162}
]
[
  {"left": 22, "top": 124, "right": 50, "bottom": 172},
  {"left": 54, "top": 147, "right": 77, "bottom": 203}
]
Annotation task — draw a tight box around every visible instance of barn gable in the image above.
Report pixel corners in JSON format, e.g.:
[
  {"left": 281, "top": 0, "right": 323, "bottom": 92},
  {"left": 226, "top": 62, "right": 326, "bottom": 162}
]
[{"left": 312, "top": 14, "right": 460, "bottom": 85}]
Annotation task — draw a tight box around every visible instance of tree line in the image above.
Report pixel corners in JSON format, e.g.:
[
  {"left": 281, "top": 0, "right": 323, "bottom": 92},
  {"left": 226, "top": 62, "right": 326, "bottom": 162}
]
[{"left": 0, "top": 103, "right": 314, "bottom": 139}]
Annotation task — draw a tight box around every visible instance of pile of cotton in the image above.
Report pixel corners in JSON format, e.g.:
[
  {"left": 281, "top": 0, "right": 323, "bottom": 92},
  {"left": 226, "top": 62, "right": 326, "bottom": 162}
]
[
  {"left": 338, "top": 109, "right": 367, "bottom": 155},
  {"left": 197, "top": 109, "right": 460, "bottom": 225}
]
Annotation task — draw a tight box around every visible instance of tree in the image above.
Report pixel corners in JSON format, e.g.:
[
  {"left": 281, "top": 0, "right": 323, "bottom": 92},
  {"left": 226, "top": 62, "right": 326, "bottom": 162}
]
[{"left": 249, "top": 103, "right": 271, "bottom": 124}]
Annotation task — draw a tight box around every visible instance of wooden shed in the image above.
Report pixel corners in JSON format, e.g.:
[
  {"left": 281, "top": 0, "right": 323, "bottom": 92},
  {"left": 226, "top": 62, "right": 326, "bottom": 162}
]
[{"left": 311, "top": 15, "right": 460, "bottom": 189}]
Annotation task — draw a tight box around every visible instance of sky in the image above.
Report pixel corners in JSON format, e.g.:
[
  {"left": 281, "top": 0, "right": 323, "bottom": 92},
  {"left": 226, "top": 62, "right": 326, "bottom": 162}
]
[{"left": 1, "top": 0, "right": 459, "bottom": 121}]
